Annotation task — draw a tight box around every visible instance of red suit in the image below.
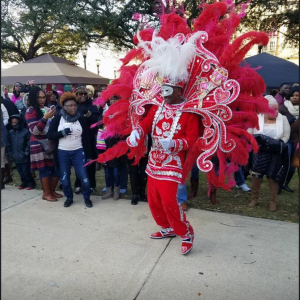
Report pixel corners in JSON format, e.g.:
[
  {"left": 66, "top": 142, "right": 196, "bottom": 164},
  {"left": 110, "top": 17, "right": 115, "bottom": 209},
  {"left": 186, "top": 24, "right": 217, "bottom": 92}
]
[{"left": 129, "top": 101, "right": 200, "bottom": 237}]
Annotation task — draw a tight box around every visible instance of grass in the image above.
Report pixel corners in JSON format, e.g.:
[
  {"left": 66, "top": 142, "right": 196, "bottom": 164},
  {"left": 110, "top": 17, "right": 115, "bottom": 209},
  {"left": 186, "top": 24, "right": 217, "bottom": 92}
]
[{"left": 9, "top": 165, "right": 299, "bottom": 223}]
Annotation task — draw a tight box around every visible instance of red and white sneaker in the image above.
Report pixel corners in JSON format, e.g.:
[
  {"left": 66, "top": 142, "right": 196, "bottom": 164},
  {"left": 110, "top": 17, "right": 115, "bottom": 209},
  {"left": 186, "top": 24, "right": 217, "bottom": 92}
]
[
  {"left": 181, "top": 235, "right": 194, "bottom": 255},
  {"left": 150, "top": 227, "right": 176, "bottom": 239}
]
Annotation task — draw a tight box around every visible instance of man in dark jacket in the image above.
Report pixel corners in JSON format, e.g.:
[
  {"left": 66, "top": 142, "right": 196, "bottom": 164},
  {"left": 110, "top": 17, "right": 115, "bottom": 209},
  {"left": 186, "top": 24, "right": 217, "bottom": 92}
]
[
  {"left": 73, "top": 85, "right": 100, "bottom": 193},
  {"left": 1, "top": 109, "right": 8, "bottom": 189},
  {"left": 6, "top": 114, "right": 36, "bottom": 189},
  {"left": 1, "top": 95, "right": 19, "bottom": 184}
]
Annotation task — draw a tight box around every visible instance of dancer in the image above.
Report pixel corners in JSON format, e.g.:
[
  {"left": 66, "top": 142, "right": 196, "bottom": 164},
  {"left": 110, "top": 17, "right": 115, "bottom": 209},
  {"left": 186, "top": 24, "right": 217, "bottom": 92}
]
[{"left": 92, "top": 1, "right": 271, "bottom": 255}]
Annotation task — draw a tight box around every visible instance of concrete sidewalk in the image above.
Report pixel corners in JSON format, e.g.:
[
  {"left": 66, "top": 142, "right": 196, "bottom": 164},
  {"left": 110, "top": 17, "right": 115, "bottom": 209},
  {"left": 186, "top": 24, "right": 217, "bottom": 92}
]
[{"left": 1, "top": 186, "right": 299, "bottom": 300}]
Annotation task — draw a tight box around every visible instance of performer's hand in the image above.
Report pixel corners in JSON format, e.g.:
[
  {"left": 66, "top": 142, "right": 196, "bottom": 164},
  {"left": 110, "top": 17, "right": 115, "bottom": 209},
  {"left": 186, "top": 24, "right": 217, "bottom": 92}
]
[
  {"left": 129, "top": 129, "right": 140, "bottom": 146},
  {"left": 160, "top": 138, "right": 175, "bottom": 150}
]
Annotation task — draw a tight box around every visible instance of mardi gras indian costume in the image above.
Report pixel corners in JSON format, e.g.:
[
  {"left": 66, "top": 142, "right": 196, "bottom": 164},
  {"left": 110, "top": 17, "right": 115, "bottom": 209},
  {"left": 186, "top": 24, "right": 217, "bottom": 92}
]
[{"left": 92, "top": 1, "right": 271, "bottom": 254}]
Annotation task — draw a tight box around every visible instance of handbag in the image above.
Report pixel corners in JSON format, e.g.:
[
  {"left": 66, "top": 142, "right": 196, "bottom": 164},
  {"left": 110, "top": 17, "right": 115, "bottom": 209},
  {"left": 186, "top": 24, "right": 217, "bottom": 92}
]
[{"left": 37, "top": 138, "right": 55, "bottom": 155}]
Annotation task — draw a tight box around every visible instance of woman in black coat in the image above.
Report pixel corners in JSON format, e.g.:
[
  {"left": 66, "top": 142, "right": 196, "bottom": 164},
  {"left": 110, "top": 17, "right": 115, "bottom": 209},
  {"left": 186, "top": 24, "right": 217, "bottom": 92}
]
[
  {"left": 73, "top": 85, "right": 100, "bottom": 193},
  {"left": 47, "top": 92, "right": 93, "bottom": 208}
]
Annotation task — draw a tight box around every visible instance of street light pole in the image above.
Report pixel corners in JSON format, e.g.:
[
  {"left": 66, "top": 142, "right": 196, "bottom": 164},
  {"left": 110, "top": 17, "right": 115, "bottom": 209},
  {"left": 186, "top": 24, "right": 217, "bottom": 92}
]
[
  {"left": 81, "top": 46, "right": 88, "bottom": 69},
  {"left": 96, "top": 59, "right": 101, "bottom": 75}
]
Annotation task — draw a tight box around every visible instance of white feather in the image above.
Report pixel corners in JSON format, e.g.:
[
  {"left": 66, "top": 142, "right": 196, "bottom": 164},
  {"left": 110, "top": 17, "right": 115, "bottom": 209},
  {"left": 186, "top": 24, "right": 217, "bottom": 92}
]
[{"left": 138, "top": 30, "right": 200, "bottom": 85}]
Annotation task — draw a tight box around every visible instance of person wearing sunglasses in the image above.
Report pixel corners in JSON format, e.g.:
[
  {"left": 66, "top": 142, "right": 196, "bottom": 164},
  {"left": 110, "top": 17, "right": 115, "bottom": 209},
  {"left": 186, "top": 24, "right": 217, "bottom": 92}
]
[
  {"left": 11, "top": 82, "right": 24, "bottom": 104},
  {"left": 72, "top": 85, "right": 100, "bottom": 195}
]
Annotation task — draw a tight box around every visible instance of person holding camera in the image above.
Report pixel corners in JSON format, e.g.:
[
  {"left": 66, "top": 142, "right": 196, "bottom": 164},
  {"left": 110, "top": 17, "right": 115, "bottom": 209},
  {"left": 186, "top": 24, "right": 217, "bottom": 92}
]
[
  {"left": 47, "top": 92, "right": 93, "bottom": 208},
  {"left": 25, "top": 86, "right": 62, "bottom": 201}
]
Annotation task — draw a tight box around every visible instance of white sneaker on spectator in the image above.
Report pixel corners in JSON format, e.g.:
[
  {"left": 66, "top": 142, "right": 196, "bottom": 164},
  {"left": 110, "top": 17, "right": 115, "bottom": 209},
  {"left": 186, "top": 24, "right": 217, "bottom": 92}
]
[{"left": 236, "top": 183, "right": 251, "bottom": 192}]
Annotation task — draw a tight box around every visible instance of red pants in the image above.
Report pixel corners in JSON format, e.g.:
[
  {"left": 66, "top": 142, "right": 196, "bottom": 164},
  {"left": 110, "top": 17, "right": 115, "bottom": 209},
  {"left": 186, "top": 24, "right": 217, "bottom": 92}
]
[{"left": 147, "top": 176, "right": 193, "bottom": 237}]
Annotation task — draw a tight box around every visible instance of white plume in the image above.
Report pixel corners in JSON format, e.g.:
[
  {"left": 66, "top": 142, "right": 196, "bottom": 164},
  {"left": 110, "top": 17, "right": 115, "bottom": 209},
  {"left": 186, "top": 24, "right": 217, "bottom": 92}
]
[{"left": 138, "top": 31, "right": 202, "bottom": 84}]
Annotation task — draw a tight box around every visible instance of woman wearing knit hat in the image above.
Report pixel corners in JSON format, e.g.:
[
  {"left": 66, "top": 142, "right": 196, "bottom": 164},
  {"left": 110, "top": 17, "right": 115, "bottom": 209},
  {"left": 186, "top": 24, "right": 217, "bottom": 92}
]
[
  {"left": 47, "top": 92, "right": 93, "bottom": 208},
  {"left": 248, "top": 95, "right": 291, "bottom": 211},
  {"left": 278, "top": 86, "right": 299, "bottom": 193}
]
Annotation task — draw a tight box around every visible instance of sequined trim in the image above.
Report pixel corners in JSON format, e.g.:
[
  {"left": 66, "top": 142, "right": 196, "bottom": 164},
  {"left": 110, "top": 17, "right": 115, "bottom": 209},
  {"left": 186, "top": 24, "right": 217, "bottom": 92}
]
[{"left": 146, "top": 166, "right": 182, "bottom": 179}]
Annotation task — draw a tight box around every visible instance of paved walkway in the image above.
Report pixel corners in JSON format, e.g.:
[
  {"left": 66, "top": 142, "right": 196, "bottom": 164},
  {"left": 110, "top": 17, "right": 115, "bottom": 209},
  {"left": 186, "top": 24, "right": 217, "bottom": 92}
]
[{"left": 1, "top": 186, "right": 299, "bottom": 300}]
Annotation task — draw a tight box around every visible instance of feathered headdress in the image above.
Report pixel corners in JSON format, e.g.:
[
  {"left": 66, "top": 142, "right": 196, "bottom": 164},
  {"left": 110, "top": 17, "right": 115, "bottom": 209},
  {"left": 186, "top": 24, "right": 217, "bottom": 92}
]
[{"left": 92, "top": 1, "right": 270, "bottom": 190}]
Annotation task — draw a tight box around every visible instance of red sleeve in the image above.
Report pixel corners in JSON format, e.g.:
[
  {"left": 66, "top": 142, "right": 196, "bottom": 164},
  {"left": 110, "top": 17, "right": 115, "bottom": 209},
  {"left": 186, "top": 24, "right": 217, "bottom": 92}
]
[
  {"left": 136, "top": 105, "right": 158, "bottom": 137},
  {"left": 25, "top": 108, "right": 47, "bottom": 136},
  {"left": 171, "top": 113, "right": 200, "bottom": 152}
]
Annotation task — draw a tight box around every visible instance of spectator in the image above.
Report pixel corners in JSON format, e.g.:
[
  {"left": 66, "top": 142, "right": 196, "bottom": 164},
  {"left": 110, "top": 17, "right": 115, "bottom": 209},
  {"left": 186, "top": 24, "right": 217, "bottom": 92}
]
[
  {"left": 290, "top": 118, "right": 299, "bottom": 170},
  {"left": 73, "top": 85, "right": 99, "bottom": 194},
  {"left": 47, "top": 92, "right": 93, "bottom": 208},
  {"left": 1, "top": 89, "right": 19, "bottom": 184},
  {"left": 248, "top": 95, "right": 290, "bottom": 211},
  {"left": 1, "top": 85, "right": 10, "bottom": 99},
  {"left": 6, "top": 115, "right": 35, "bottom": 190},
  {"left": 11, "top": 82, "right": 24, "bottom": 103},
  {"left": 15, "top": 92, "right": 28, "bottom": 119},
  {"left": 274, "top": 83, "right": 291, "bottom": 106},
  {"left": 1, "top": 90, "right": 19, "bottom": 129},
  {"left": 188, "top": 163, "right": 199, "bottom": 199},
  {"left": 26, "top": 86, "right": 62, "bottom": 201},
  {"left": 235, "top": 166, "right": 251, "bottom": 191},
  {"left": 278, "top": 87, "right": 299, "bottom": 193},
  {"left": 86, "top": 85, "right": 95, "bottom": 99},
  {"left": 129, "top": 155, "right": 148, "bottom": 205},
  {"left": 177, "top": 183, "right": 188, "bottom": 211},
  {"left": 1, "top": 102, "right": 9, "bottom": 125},
  {"left": 1, "top": 109, "right": 8, "bottom": 189},
  {"left": 101, "top": 96, "right": 127, "bottom": 201}
]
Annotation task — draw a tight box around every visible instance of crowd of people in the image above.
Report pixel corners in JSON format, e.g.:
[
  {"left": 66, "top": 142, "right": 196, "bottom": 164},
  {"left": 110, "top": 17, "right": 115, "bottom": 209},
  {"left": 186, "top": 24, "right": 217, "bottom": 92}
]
[{"left": 1, "top": 81, "right": 299, "bottom": 212}]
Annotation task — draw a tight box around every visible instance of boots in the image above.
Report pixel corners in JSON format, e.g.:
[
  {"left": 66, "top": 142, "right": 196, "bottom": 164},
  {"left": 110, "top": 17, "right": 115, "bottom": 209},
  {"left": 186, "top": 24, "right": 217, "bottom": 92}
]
[
  {"left": 131, "top": 194, "right": 139, "bottom": 205},
  {"left": 248, "top": 177, "right": 263, "bottom": 207},
  {"left": 188, "top": 179, "right": 199, "bottom": 199},
  {"left": 50, "top": 177, "right": 63, "bottom": 198},
  {"left": 102, "top": 187, "right": 113, "bottom": 199},
  {"left": 3, "top": 163, "right": 13, "bottom": 184},
  {"left": 267, "top": 178, "right": 278, "bottom": 212},
  {"left": 41, "top": 177, "right": 57, "bottom": 201},
  {"left": 1, "top": 168, "right": 5, "bottom": 189},
  {"left": 209, "top": 189, "right": 217, "bottom": 204},
  {"left": 113, "top": 186, "right": 120, "bottom": 200}
]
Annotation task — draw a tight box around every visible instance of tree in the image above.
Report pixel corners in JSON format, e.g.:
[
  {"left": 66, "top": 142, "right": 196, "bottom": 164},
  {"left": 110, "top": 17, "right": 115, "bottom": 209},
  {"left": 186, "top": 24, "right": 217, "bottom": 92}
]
[
  {"left": 1, "top": 0, "right": 89, "bottom": 63},
  {"left": 182, "top": 0, "right": 299, "bottom": 47},
  {"left": 66, "top": 0, "right": 155, "bottom": 50},
  {"left": 240, "top": 0, "right": 299, "bottom": 47}
]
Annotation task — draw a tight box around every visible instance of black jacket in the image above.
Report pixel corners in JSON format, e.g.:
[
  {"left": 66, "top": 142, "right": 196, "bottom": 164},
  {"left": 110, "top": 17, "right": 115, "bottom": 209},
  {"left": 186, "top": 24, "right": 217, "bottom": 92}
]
[
  {"left": 1, "top": 97, "right": 19, "bottom": 131},
  {"left": 47, "top": 114, "right": 93, "bottom": 162},
  {"left": 279, "top": 104, "right": 297, "bottom": 125},
  {"left": 6, "top": 114, "right": 30, "bottom": 163},
  {"left": 77, "top": 99, "right": 100, "bottom": 158},
  {"left": 251, "top": 134, "right": 290, "bottom": 185}
]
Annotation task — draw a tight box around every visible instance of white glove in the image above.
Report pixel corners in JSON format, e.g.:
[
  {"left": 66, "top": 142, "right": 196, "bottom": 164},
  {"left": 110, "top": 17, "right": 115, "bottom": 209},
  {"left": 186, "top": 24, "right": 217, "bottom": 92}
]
[
  {"left": 129, "top": 129, "right": 140, "bottom": 147},
  {"left": 159, "top": 138, "right": 175, "bottom": 150}
]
